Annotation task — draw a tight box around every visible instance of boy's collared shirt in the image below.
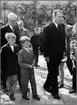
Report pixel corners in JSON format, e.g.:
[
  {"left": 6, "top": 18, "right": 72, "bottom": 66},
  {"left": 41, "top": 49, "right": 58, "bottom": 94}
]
[
  {"left": 10, "top": 45, "right": 14, "bottom": 52},
  {"left": 23, "top": 47, "right": 29, "bottom": 53}
]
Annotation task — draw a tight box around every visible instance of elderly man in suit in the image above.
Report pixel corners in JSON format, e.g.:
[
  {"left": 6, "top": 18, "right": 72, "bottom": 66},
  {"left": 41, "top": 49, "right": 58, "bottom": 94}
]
[
  {"left": 43, "top": 9, "right": 66, "bottom": 100},
  {"left": 1, "top": 12, "right": 21, "bottom": 91},
  {"left": 17, "top": 20, "right": 29, "bottom": 38}
]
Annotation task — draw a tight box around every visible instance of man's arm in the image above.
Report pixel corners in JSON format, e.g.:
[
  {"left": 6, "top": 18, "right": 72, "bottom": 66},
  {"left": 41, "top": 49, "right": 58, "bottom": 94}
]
[{"left": 43, "top": 26, "right": 50, "bottom": 62}]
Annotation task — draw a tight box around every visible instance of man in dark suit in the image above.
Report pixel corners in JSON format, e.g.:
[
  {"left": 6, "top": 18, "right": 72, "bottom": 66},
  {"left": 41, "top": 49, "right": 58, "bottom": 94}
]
[
  {"left": 43, "top": 9, "right": 66, "bottom": 100},
  {"left": 1, "top": 12, "right": 21, "bottom": 91}
]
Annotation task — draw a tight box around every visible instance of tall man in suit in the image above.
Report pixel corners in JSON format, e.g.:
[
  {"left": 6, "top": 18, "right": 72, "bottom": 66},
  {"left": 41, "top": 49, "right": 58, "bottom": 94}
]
[
  {"left": 1, "top": 12, "right": 21, "bottom": 90},
  {"left": 43, "top": 9, "right": 66, "bottom": 100}
]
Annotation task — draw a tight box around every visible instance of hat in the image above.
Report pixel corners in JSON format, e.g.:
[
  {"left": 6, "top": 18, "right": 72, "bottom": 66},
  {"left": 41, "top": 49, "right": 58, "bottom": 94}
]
[
  {"left": 20, "top": 36, "right": 30, "bottom": 43},
  {"left": 7, "top": 12, "right": 17, "bottom": 20}
]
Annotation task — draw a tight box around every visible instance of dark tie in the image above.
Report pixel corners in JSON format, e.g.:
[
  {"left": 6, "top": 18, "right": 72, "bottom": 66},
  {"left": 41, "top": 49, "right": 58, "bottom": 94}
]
[{"left": 58, "top": 24, "right": 60, "bottom": 31}]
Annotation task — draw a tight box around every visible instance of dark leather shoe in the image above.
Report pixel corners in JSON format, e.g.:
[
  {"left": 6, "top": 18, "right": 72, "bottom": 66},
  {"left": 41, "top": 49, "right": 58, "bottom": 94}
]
[
  {"left": 52, "top": 94, "right": 61, "bottom": 100},
  {"left": 43, "top": 85, "right": 51, "bottom": 93},
  {"left": 9, "top": 93, "right": 15, "bottom": 101},
  {"left": 22, "top": 96, "right": 29, "bottom": 100},
  {"left": 33, "top": 95, "right": 41, "bottom": 100},
  {"left": 44, "top": 87, "right": 52, "bottom": 93},
  {"left": 69, "top": 90, "right": 76, "bottom": 93}
]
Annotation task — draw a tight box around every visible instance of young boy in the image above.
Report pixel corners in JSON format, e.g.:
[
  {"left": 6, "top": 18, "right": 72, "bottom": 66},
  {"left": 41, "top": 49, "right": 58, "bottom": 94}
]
[
  {"left": 18, "top": 36, "right": 40, "bottom": 100},
  {"left": 1, "top": 32, "right": 19, "bottom": 100}
]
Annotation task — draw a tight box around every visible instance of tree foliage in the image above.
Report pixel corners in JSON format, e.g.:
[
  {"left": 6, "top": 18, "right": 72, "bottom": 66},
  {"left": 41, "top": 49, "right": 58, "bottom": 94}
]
[{"left": 1, "top": 1, "right": 76, "bottom": 31}]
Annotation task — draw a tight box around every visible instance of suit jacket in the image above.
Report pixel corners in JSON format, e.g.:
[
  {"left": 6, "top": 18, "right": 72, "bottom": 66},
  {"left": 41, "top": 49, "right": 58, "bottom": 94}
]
[
  {"left": 18, "top": 47, "right": 34, "bottom": 74},
  {"left": 30, "top": 34, "right": 41, "bottom": 47},
  {"left": 1, "top": 43, "right": 19, "bottom": 77},
  {"left": 1, "top": 24, "right": 21, "bottom": 49},
  {"left": 43, "top": 22, "right": 65, "bottom": 59}
]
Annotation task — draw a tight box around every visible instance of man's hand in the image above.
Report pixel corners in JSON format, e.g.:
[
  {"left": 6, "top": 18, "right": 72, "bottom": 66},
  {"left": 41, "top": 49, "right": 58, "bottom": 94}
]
[
  {"left": 45, "top": 57, "right": 50, "bottom": 63},
  {"left": 29, "top": 64, "right": 34, "bottom": 69}
]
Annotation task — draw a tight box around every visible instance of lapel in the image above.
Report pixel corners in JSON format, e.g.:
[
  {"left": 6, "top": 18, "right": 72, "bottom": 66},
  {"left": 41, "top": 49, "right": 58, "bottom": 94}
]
[
  {"left": 7, "top": 43, "right": 13, "bottom": 52},
  {"left": 7, "top": 43, "right": 15, "bottom": 53},
  {"left": 52, "top": 23, "right": 58, "bottom": 30},
  {"left": 22, "top": 48, "right": 29, "bottom": 56},
  {"left": 7, "top": 24, "right": 14, "bottom": 32}
]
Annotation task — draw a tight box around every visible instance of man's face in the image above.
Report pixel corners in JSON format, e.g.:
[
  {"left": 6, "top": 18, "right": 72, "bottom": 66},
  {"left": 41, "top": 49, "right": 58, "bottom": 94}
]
[
  {"left": 60, "top": 17, "right": 66, "bottom": 24},
  {"left": 35, "top": 29, "right": 39, "bottom": 35},
  {"left": 18, "top": 23, "right": 23, "bottom": 29},
  {"left": 8, "top": 37, "right": 16, "bottom": 45},
  {"left": 8, "top": 19, "right": 17, "bottom": 27},
  {"left": 55, "top": 12, "right": 63, "bottom": 24}
]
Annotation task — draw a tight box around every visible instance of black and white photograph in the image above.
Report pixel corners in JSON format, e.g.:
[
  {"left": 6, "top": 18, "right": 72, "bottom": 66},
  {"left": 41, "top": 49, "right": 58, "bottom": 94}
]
[{"left": 0, "top": 0, "right": 77, "bottom": 105}]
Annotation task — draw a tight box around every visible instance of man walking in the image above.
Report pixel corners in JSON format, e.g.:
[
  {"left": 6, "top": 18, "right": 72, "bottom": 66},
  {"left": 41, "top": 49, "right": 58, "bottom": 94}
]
[{"left": 43, "top": 9, "right": 66, "bottom": 100}]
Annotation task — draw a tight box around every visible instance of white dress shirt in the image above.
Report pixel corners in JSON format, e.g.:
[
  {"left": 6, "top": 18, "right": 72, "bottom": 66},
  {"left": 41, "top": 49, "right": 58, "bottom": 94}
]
[
  {"left": 10, "top": 45, "right": 14, "bottom": 52},
  {"left": 53, "top": 21, "right": 58, "bottom": 28}
]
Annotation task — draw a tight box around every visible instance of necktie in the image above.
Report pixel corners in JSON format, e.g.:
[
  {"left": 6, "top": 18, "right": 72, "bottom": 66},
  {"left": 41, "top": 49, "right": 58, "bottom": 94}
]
[{"left": 58, "top": 24, "right": 60, "bottom": 31}]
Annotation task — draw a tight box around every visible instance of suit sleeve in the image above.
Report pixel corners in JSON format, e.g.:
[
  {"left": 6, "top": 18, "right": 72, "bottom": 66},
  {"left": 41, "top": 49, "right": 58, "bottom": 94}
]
[
  {"left": 18, "top": 52, "right": 30, "bottom": 69},
  {"left": 43, "top": 26, "right": 51, "bottom": 57},
  {"left": 1, "top": 47, "right": 6, "bottom": 73},
  {"left": 27, "top": 30, "right": 29, "bottom": 38}
]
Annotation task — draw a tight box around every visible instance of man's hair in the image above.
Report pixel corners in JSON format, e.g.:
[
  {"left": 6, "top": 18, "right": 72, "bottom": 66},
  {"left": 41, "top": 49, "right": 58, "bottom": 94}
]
[
  {"left": 52, "top": 9, "right": 62, "bottom": 19},
  {"left": 20, "top": 36, "right": 30, "bottom": 44},
  {"left": 5, "top": 32, "right": 16, "bottom": 40},
  {"left": 7, "top": 12, "right": 17, "bottom": 20}
]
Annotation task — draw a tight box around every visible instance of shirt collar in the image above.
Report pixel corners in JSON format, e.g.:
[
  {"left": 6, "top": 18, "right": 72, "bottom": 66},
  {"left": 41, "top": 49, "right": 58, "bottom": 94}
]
[
  {"left": 23, "top": 47, "right": 29, "bottom": 53},
  {"left": 8, "top": 24, "right": 13, "bottom": 30},
  {"left": 53, "top": 20, "right": 58, "bottom": 28}
]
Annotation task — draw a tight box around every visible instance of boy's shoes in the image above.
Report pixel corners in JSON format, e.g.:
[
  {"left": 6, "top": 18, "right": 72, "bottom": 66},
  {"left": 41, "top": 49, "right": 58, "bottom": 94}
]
[
  {"left": 58, "top": 83, "right": 64, "bottom": 88},
  {"left": 34, "top": 64, "right": 40, "bottom": 68},
  {"left": 69, "top": 90, "right": 76, "bottom": 93},
  {"left": 33, "top": 95, "right": 41, "bottom": 100},
  {"left": 28, "top": 88, "right": 30, "bottom": 92},
  {"left": 52, "top": 94, "right": 61, "bottom": 100},
  {"left": 22, "top": 96, "right": 29, "bottom": 100},
  {"left": 9, "top": 93, "right": 15, "bottom": 101}
]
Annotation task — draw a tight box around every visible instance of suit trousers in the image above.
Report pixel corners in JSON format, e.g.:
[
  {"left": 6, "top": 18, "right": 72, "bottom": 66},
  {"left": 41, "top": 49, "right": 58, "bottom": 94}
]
[
  {"left": 21, "top": 68, "right": 37, "bottom": 97},
  {"left": 44, "top": 58, "right": 62, "bottom": 95},
  {"left": 18, "top": 70, "right": 21, "bottom": 89},
  {"left": 6, "top": 75, "right": 17, "bottom": 95},
  {"left": 33, "top": 45, "right": 39, "bottom": 65},
  {"left": 72, "top": 68, "right": 76, "bottom": 91}
]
